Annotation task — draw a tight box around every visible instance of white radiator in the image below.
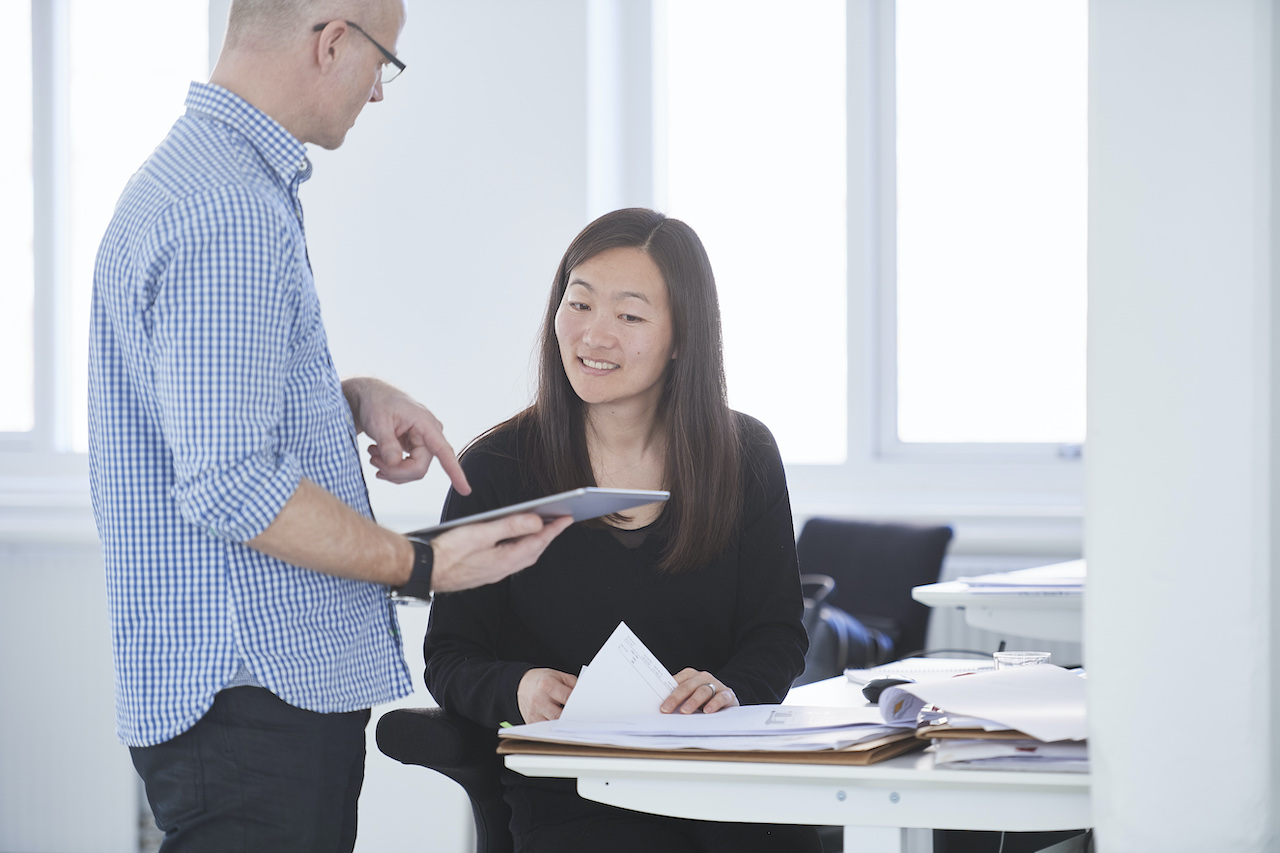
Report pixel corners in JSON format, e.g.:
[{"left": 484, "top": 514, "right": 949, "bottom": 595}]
[{"left": 0, "top": 542, "right": 138, "bottom": 853}]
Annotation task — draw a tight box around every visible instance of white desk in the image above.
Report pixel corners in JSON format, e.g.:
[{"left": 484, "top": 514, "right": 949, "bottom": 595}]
[
  {"left": 912, "top": 560, "right": 1085, "bottom": 643},
  {"left": 504, "top": 676, "right": 1091, "bottom": 853}
]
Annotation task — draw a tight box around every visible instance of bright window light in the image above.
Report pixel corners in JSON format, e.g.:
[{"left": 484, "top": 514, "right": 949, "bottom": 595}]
[
  {"left": 0, "top": 1, "right": 34, "bottom": 432},
  {"left": 895, "top": 0, "right": 1087, "bottom": 444},
  {"left": 68, "top": 0, "right": 208, "bottom": 451},
  {"left": 662, "top": 0, "right": 847, "bottom": 464}
]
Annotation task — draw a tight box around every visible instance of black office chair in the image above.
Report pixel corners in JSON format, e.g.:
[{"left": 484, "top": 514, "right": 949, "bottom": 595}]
[
  {"left": 375, "top": 706, "right": 513, "bottom": 853},
  {"left": 795, "top": 517, "right": 954, "bottom": 664},
  {"left": 795, "top": 517, "right": 953, "bottom": 853}
]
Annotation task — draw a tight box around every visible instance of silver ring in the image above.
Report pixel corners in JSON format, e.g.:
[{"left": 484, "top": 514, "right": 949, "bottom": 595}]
[{"left": 702, "top": 682, "right": 717, "bottom": 696}]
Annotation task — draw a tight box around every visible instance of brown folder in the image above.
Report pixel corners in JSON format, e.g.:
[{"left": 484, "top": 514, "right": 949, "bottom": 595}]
[{"left": 497, "top": 730, "right": 927, "bottom": 766}]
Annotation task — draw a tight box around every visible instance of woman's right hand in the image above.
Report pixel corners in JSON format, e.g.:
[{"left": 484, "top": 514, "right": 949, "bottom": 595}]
[{"left": 518, "top": 668, "right": 578, "bottom": 723}]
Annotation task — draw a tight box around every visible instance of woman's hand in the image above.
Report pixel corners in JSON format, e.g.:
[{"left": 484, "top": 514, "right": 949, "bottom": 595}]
[
  {"left": 518, "top": 668, "right": 578, "bottom": 723},
  {"left": 660, "top": 668, "right": 739, "bottom": 715}
]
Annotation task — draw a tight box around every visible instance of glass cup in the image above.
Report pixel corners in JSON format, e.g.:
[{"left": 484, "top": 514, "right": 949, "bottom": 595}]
[{"left": 993, "top": 650, "right": 1051, "bottom": 670}]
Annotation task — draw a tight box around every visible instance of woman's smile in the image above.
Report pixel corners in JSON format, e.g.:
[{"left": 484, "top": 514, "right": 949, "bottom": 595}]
[{"left": 579, "top": 356, "right": 619, "bottom": 372}]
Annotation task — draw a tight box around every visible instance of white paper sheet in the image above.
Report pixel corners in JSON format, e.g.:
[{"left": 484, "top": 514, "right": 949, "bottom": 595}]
[
  {"left": 845, "top": 656, "right": 994, "bottom": 685},
  {"left": 558, "top": 622, "right": 678, "bottom": 722},
  {"left": 555, "top": 703, "right": 892, "bottom": 737}
]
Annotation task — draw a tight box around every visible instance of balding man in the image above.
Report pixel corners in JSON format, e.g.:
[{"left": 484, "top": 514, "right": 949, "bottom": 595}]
[{"left": 88, "top": 2, "right": 570, "bottom": 849}]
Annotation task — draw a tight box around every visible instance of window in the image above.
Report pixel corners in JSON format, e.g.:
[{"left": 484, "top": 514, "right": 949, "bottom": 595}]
[
  {"left": 888, "top": 0, "right": 1087, "bottom": 451},
  {"left": 657, "top": 0, "right": 1086, "bottom": 475},
  {"left": 658, "top": 0, "right": 847, "bottom": 465},
  {"left": 1, "top": 1, "right": 34, "bottom": 436},
  {"left": 1, "top": 0, "right": 208, "bottom": 453}
]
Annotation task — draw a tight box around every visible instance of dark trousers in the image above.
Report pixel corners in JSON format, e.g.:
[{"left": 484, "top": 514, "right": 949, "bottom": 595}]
[{"left": 130, "top": 686, "right": 371, "bottom": 853}]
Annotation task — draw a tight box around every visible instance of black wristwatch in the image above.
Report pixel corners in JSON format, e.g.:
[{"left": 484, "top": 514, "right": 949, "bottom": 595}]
[{"left": 391, "top": 537, "right": 435, "bottom": 604}]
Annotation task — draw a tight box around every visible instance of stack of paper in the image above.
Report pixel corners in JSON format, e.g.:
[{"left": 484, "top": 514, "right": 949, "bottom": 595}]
[
  {"left": 496, "top": 622, "right": 925, "bottom": 764},
  {"left": 877, "top": 664, "right": 1089, "bottom": 772},
  {"left": 929, "top": 738, "right": 1088, "bottom": 772},
  {"left": 505, "top": 704, "right": 909, "bottom": 753}
]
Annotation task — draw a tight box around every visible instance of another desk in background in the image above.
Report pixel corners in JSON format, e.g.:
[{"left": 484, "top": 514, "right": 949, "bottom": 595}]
[
  {"left": 912, "top": 560, "right": 1085, "bottom": 644},
  {"left": 504, "top": 675, "right": 1091, "bottom": 853}
]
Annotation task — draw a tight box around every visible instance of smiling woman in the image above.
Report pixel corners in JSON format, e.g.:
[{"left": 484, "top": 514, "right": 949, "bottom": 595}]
[{"left": 424, "top": 208, "right": 819, "bottom": 852}]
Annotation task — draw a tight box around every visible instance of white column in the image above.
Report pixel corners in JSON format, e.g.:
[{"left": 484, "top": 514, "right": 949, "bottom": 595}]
[{"left": 1088, "top": 1, "right": 1278, "bottom": 849}]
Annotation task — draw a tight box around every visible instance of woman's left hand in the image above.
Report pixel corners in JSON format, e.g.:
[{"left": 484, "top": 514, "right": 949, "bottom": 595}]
[{"left": 660, "top": 669, "right": 739, "bottom": 715}]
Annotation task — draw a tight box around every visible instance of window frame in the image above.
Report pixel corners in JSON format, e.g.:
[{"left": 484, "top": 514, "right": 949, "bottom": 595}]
[
  {"left": 5, "top": 1, "right": 1086, "bottom": 548},
  {"left": 3, "top": 0, "right": 72, "bottom": 456},
  {"left": 5, "top": 0, "right": 218, "bottom": 459},
  {"left": 872, "top": 0, "right": 1087, "bottom": 464},
  {"left": 643, "top": 0, "right": 1084, "bottom": 523}
]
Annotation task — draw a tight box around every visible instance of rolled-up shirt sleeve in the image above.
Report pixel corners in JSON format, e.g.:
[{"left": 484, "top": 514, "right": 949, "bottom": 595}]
[{"left": 150, "top": 187, "right": 307, "bottom": 542}]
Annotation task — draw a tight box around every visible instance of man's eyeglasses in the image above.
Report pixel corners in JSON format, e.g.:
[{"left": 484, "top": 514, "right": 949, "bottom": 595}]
[{"left": 313, "top": 20, "right": 406, "bottom": 83}]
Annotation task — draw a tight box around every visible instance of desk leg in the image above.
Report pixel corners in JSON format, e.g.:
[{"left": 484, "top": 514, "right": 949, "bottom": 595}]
[
  {"left": 842, "top": 826, "right": 933, "bottom": 853},
  {"left": 844, "top": 826, "right": 905, "bottom": 853}
]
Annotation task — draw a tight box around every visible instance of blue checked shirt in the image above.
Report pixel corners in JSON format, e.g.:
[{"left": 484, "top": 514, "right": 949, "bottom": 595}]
[{"left": 89, "top": 82, "right": 412, "bottom": 747}]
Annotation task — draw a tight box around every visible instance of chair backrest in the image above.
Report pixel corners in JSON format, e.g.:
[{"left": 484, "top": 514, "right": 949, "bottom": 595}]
[
  {"left": 795, "top": 517, "right": 953, "bottom": 661},
  {"left": 376, "top": 707, "right": 513, "bottom": 853}
]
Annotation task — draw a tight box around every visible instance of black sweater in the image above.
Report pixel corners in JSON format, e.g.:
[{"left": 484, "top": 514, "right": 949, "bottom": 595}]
[{"left": 422, "top": 412, "right": 809, "bottom": 728}]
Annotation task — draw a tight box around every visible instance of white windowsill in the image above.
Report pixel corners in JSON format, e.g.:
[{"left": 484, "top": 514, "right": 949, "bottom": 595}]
[{"left": 0, "top": 455, "right": 1084, "bottom": 556}]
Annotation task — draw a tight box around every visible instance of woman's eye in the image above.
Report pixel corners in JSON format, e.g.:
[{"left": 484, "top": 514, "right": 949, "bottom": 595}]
[
  {"left": 620, "top": 314, "right": 643, "bottom": 323},
  {"left": 569, "top": 301, "right": 589, "bottom": 311}
]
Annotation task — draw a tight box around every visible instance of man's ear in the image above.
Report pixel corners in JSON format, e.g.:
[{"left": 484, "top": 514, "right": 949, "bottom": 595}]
[{"left": 313, "top": 20, "right": 351, "bottom": 71}]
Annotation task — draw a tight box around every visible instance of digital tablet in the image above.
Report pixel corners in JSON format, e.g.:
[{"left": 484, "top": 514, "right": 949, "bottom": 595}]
[{"left": 405, "top": 486, "right": 670, "bottom": 541}]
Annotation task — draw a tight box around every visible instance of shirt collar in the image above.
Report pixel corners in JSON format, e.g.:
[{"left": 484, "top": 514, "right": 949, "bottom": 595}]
[{"left": 184, "top": 81, "right": 312, "bottom": 186}]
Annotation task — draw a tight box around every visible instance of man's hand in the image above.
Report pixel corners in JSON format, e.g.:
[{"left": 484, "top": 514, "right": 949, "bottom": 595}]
[
  {"left": 430, "top": 513, "right": 573, "bottom": 593},
  {"left": 342, "top": 376, "right": 470, "bottom": 493},
  {"left": 659, "top": 668, "right": 739, "bottom": 715},
  {"left": 518, "top": 668, "right": 578, "bottom": 723}
]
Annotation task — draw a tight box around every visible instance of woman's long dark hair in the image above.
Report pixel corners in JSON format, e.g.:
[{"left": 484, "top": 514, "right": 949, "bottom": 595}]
[{"left": 487, "top": 208, "right": 742, "bottom": 572}]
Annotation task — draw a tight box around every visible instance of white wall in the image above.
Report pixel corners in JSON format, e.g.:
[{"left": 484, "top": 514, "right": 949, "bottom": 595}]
[
  {"left": 0, "top": 543, "right": 136, "bottom": 853},
  {"left": 304, "top": 0, "right": 591, "bottom": 535},
  {"left": 1087, "top": 1, "right": 1279, "bottom": 849}
]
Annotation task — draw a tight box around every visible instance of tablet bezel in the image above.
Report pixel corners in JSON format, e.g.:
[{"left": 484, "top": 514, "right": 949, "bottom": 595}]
[{"left": 404, "top": 486, "right": 671, "bottom": 541}]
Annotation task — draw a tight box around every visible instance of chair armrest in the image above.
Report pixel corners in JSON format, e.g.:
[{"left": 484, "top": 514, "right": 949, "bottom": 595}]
[{"left": 376, "top": 707, "right": 505, "bottom": 794}]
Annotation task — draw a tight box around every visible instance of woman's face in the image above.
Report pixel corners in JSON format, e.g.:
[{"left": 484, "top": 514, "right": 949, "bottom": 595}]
[{"left": 555, "top": 246, "right": 675, "bottom": 415}]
